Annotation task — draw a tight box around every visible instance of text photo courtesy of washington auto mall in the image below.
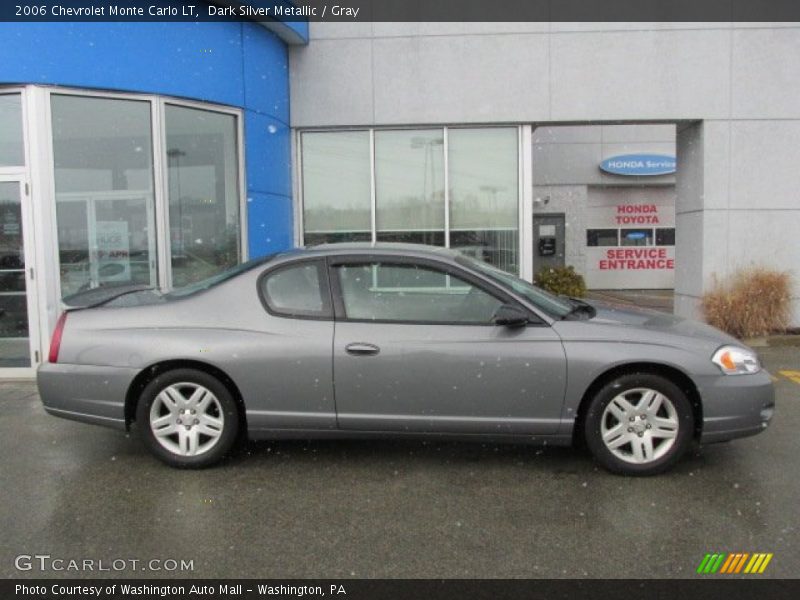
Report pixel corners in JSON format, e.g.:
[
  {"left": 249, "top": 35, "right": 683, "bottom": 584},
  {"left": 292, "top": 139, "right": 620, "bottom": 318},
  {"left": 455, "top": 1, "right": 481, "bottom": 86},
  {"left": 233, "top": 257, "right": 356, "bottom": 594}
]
[{"left": 2, "top": 1, "right": 800, "bottom": 599}]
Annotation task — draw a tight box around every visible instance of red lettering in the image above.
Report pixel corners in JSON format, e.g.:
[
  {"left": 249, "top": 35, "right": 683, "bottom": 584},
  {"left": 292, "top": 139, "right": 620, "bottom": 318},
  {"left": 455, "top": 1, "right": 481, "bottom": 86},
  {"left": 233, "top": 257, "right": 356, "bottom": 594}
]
[
  {"left": 615, "top": 215, "right": 660, "bottom": 224},
  {"left": 596, "top": 254, "right": 674, "bottom": 270},
  {"left": 616, "top": 204, "right": 659, "bottom": 214}
]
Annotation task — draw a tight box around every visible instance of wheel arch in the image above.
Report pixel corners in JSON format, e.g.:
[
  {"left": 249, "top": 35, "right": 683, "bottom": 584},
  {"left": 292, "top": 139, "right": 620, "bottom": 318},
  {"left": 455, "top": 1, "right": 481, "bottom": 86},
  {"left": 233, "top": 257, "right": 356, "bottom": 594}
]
[
  {"left": 124, "top": 359, "right": 247, "bottom": 435},
  {"left": 572, "top": 362, "right": 703, "bottom": 446}
]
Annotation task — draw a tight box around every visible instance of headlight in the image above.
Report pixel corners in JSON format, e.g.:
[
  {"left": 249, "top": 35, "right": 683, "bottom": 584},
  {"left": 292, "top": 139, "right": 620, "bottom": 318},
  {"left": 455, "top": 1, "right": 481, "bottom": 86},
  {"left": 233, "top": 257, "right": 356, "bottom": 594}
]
[{"left": 711, "top": 345, "right": 761, "bottom": 375}]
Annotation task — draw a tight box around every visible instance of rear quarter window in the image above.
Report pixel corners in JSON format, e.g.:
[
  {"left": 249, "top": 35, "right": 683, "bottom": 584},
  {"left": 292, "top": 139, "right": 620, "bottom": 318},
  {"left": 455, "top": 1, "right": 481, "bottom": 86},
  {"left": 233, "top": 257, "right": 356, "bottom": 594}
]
[{"left": 259, "top": 261, "right": 332, "bottom": 319}]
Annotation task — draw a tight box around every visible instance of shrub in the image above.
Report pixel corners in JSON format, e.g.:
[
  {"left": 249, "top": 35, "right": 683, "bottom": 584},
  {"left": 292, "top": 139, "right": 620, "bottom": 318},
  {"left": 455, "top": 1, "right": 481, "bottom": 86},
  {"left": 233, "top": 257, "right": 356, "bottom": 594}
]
[
  {"left": 534, "top": 265, "right": 586, "bottom": 298},
  {"left": 701, "top": 267, "right": 792, "bottom": 339}
]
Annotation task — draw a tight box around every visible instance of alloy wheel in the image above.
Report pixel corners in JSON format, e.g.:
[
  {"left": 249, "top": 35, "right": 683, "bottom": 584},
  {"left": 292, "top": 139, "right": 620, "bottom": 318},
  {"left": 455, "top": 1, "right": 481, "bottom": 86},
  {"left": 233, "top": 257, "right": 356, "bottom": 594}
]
[
  {"left": 600, "top": 387, "right": 679, "bottom": 464},
  {"left": 149, "top": 382, "right": 225, "bottom": 457}
]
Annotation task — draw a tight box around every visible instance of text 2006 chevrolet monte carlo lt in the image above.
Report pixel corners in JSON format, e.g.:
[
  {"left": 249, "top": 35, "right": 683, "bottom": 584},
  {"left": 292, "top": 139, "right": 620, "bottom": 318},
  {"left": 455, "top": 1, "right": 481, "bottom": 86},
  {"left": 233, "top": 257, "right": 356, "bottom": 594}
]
[{"left": 38, "top": 243, "right": 774, "bottom": 475}]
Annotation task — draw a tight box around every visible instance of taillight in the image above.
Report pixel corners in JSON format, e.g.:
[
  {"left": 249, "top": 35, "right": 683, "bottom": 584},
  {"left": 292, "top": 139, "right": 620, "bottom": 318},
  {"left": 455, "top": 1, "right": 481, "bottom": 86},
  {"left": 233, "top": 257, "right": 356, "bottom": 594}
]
[{"left": 49, "top": 312, "right": 68, "bottom": 363}]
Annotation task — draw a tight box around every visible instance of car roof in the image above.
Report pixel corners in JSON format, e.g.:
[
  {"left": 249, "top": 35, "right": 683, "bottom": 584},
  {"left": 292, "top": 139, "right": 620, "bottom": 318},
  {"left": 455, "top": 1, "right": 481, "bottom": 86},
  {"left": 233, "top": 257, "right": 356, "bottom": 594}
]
[{"left": 278, "top": 242, "right": 464, "bottom": 261}]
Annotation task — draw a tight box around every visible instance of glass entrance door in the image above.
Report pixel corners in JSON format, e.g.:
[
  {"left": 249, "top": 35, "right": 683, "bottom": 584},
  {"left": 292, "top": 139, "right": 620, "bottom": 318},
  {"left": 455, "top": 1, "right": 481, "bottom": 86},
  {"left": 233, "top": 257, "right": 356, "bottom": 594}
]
[{"left": 0, "top": 179, "right": 38, "bottom": 371}]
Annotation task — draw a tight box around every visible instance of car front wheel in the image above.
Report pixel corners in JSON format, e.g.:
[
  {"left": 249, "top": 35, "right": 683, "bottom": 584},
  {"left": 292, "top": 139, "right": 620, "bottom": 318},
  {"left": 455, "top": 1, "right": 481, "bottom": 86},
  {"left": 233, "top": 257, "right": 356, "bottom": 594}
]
[
  {"left": 584, "top": 372, "right": 694, "bottom": 476},
  {"left": 136, "top": 369, "right": 239, "bottom": 468}
]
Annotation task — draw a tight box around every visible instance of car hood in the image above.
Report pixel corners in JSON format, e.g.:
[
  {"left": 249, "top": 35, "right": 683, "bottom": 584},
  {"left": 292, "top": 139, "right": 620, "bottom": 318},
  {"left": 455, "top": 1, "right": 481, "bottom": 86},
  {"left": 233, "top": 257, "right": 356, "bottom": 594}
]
[{"left": 582, "top": 299, "right": 742, "bottom": 347}]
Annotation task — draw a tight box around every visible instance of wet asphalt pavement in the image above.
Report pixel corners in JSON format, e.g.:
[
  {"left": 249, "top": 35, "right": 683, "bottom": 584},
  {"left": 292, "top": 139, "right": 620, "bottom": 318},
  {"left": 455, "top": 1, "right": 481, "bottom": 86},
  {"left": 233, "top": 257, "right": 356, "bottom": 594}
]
[{"left": 1, "top": 345, "right": 798, "bottom": 579}]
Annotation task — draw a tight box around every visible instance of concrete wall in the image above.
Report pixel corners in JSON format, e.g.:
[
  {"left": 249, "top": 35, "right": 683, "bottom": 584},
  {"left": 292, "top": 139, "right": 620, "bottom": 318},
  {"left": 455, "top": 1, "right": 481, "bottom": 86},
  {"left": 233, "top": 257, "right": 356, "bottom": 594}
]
[
  {"left": 532, "top": 124, "right": 675, "bottom": 187},
  {"left": 290, "top": 22, "right": 800, "bottom": 324}
]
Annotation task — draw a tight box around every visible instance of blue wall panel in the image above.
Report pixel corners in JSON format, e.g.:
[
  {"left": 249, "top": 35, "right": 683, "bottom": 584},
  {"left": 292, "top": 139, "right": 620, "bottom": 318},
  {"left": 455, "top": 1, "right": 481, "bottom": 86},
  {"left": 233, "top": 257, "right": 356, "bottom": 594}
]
[
  {"left": 244, "top": 110, "right": 291, "bottom": 198},
  {"left": 0, "top": 19, "right": 294, "bottom": 259},
  {"left": 242, "top": 21, "right": 290, "bottom": 122},
  {"left": 247, "top": 192, "right": 294, "bottom": 255},
  {"left": 0, "top": 22, "right": 248, "bottom": 106}
]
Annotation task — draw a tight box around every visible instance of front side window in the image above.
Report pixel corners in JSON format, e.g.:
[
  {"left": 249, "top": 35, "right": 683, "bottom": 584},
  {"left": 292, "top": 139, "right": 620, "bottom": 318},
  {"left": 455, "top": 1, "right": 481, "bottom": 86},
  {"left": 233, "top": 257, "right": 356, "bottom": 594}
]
[
  {"left": 335, "top": 262, "right": 503, "bottom": 324},
  {"left": 459, "top": 255, "right": 573, "bottom": 319},
  {"left": 261, "top": 261, "right": 331, "bottom": 318}
]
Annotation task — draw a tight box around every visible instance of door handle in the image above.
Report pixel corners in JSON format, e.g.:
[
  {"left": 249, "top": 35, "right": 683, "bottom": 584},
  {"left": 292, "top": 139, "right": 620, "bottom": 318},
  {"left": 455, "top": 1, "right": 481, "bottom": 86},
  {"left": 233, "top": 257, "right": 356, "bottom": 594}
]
[{"left": 345, "top": 342, "right": 380, "bottom": 356}]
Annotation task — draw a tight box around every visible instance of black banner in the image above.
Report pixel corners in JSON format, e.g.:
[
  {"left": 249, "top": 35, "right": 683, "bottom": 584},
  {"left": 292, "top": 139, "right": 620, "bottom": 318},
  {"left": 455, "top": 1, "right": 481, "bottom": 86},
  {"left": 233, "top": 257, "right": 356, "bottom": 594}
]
[
  {"left": 2, "top": 0, "right": 800, "bottom": 23},
  {"left": 4, "top": 579, "right": 800, "bottom": 600}
]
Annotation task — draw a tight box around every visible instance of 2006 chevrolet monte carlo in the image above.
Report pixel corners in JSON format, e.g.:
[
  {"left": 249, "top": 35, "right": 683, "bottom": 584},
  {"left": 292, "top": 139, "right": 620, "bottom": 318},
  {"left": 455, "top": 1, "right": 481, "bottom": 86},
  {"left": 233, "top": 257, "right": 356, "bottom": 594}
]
[{"left": 37, "top": 243, "right": 774, "bottom": 475}]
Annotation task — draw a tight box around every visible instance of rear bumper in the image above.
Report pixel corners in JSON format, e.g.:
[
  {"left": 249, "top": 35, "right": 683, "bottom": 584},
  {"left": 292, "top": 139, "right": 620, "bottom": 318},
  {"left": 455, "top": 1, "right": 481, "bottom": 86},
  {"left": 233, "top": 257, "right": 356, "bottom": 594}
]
[
  {"left": 698, "top": 369, "right": 775, "bottom": 443},
  {"left": 37, "top": 363, "right": 138, "bottom": 431}
]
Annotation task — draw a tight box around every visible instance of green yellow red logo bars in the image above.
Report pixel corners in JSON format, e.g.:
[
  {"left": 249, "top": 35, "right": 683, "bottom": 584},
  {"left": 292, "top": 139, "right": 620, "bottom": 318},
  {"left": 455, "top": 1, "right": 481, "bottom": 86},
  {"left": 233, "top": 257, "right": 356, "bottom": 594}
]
[{"left": 696, "top": 553, "right": 773, "bottom": 574}]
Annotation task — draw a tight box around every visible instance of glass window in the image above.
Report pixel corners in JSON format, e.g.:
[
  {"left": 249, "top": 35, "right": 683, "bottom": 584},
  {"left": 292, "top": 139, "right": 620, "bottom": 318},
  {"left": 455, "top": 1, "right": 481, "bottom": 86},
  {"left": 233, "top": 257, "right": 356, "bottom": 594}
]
[
  {"left": 0, "top": 181, "right": 30, "bottom": 367},
  {"left": 449, "top": 128, "right": 518, "bottom": 273},
  {"left": 261, "top": 261, "right": 331, "bottom": 318},
  {"left": 336, "top": 262, "right": 503, "bottom": 324},
  {"left": 51, "top": 94, "right": 157, "bottom": 297},
  {"left": 587, "top": 229, "right": 619, "bottom": 247},
  {"left": 459, "top": 255, "right": 573, "bottom": 319},
  {"left": 165, "top": 105, "right": 241, "bottom": 288},
  {"left": 656, "top": 228, "right": 675, "bottom": 246},
  {"left": 621, "top": 229, "right": 653, "bottom": 246},
  {"left": 375, "top": 130, "right": 444, "bottom": 246},
  {"left": 302, "top": 131, "right": 372, "bottom": 246},
  {"left": 0, "top": 93, "right": 24, "bottom": 166}
]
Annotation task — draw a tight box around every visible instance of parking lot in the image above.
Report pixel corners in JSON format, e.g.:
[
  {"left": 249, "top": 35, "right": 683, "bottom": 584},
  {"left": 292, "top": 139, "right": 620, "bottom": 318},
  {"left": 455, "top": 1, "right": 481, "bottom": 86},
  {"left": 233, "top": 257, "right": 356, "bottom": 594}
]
[{"left": 2, "top": 344, "right": 799, "bottom": 579}]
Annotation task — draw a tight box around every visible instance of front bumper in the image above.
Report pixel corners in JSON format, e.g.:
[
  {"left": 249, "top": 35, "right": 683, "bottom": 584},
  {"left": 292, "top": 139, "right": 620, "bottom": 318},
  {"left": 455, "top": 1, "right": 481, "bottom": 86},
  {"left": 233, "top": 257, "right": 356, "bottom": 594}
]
[
  {"left": 698, "top": 369, "right": 775, "bottom": 443},
  {"left": 37, "top": 363, "right": 139, "bottom": 431}
]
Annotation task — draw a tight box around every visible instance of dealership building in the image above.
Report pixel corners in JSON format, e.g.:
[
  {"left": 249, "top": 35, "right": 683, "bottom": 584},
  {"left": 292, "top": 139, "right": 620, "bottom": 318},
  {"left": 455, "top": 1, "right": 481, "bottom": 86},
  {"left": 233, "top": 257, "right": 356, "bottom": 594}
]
[{"left": 1, "top": 9, "right": 799, "bottom": 375}]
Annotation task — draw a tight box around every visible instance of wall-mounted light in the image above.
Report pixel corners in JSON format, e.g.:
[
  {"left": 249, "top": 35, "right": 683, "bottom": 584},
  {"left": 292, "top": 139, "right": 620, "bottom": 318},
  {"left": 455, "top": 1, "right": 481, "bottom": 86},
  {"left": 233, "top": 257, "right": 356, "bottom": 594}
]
[{"left": 533, "top": 195, "right": 551, "bottom": 207}]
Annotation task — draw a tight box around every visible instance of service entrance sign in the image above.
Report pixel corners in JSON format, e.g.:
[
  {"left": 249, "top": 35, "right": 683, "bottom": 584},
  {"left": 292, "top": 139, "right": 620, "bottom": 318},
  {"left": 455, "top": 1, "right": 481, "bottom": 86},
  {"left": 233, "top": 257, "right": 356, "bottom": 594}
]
[{"left": 584, "top": 189, "right": 676, "bottom": 289}]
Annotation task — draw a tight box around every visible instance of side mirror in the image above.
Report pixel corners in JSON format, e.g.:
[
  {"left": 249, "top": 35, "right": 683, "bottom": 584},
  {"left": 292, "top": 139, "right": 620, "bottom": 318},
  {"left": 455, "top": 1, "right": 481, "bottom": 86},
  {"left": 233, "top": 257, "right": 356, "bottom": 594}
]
[{"left": 493, "top": 304, "right": 529, "bottom": 328}]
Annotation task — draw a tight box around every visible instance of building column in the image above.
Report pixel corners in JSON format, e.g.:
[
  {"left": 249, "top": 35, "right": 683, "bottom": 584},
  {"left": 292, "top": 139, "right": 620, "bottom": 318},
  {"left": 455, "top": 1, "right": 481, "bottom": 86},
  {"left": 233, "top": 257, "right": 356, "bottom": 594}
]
[{"left": 674, "top": 120, "right": 731, "bottom": 322}]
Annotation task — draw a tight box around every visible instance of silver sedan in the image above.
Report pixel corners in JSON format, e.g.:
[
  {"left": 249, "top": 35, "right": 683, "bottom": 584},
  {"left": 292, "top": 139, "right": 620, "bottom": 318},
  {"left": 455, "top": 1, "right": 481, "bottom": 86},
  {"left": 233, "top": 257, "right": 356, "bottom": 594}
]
[{"left": 37, "top": 244, "right": 774, "bottom": 475}]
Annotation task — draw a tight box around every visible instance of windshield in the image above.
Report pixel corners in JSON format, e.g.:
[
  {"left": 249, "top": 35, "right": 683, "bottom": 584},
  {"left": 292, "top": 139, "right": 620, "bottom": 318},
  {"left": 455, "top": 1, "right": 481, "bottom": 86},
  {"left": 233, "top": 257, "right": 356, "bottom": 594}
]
[
  {"left": 164, "top": 254, "right": 276, "bottom": 299},
  {"left": 458, "top": 256, "right": 574, "bottom": 319}
]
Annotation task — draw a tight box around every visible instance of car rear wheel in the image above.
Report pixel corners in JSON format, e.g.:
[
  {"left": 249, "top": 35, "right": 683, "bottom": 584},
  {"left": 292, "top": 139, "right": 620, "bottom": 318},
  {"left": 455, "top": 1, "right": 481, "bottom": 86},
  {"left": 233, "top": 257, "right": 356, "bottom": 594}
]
[
  {"left": 583, "top": 372, "right": 694, "bottom": 476},
  {"left": 136, "top": 369, "right": 239, "bottom": 468}
]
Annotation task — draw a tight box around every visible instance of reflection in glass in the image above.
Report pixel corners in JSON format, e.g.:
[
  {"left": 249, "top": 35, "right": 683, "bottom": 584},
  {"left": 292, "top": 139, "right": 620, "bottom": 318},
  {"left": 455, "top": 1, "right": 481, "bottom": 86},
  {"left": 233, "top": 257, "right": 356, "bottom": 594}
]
[
  {"left": 0, "top": 94, "right": 24, "bottom": 166},
  {"left": 165, "top": 105, "right": 240, "bottom": 288},
  {"left": 302, "top": 131, "right": 371, "bottom": 245},
  {"left": 51, "top": 94, "right": 157, "bottom": 297},
  {"left": 448, "top": 128, "right": 518, "bottom": 273},
  {"left": 587, "top": 229, "right": 619, "bottom": 247},
  {"left": 621, "top": 229, "right": 654, "bottom": 246},
  {"left": 337, "top": 263, "right": 502, "bottom": 324},
  {"left": 263, "top": 263, "right": 327, "bottom": 316},
  {"left": 656, "top": 228, "right": 675, "bottom": 246},
  {"left": 0, "top": 182, "right": 30, "bottom": 367},
  {"left": 375, "top": 129, "right": 444, "bottom": 245}
]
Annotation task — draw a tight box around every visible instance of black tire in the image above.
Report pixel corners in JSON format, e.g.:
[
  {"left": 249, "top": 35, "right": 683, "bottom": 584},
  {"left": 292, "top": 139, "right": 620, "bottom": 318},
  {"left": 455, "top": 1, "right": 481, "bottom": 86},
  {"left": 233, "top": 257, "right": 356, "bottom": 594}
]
[
  {"left": 583, "top": 372, "right": 694, "bottom": 476},
  {"left": 136, "top": 368, "right": 240, "bottom": 468}
]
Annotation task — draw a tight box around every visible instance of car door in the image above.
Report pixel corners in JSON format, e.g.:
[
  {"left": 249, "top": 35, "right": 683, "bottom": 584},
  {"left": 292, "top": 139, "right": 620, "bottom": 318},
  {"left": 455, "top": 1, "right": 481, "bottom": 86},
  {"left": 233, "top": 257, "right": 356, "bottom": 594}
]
[
  {"left": 329, "top": 257, "right": 567, "bottom": 435},
  {"left": 247, "top": 258, "right": 337, "bottom": 431}
]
